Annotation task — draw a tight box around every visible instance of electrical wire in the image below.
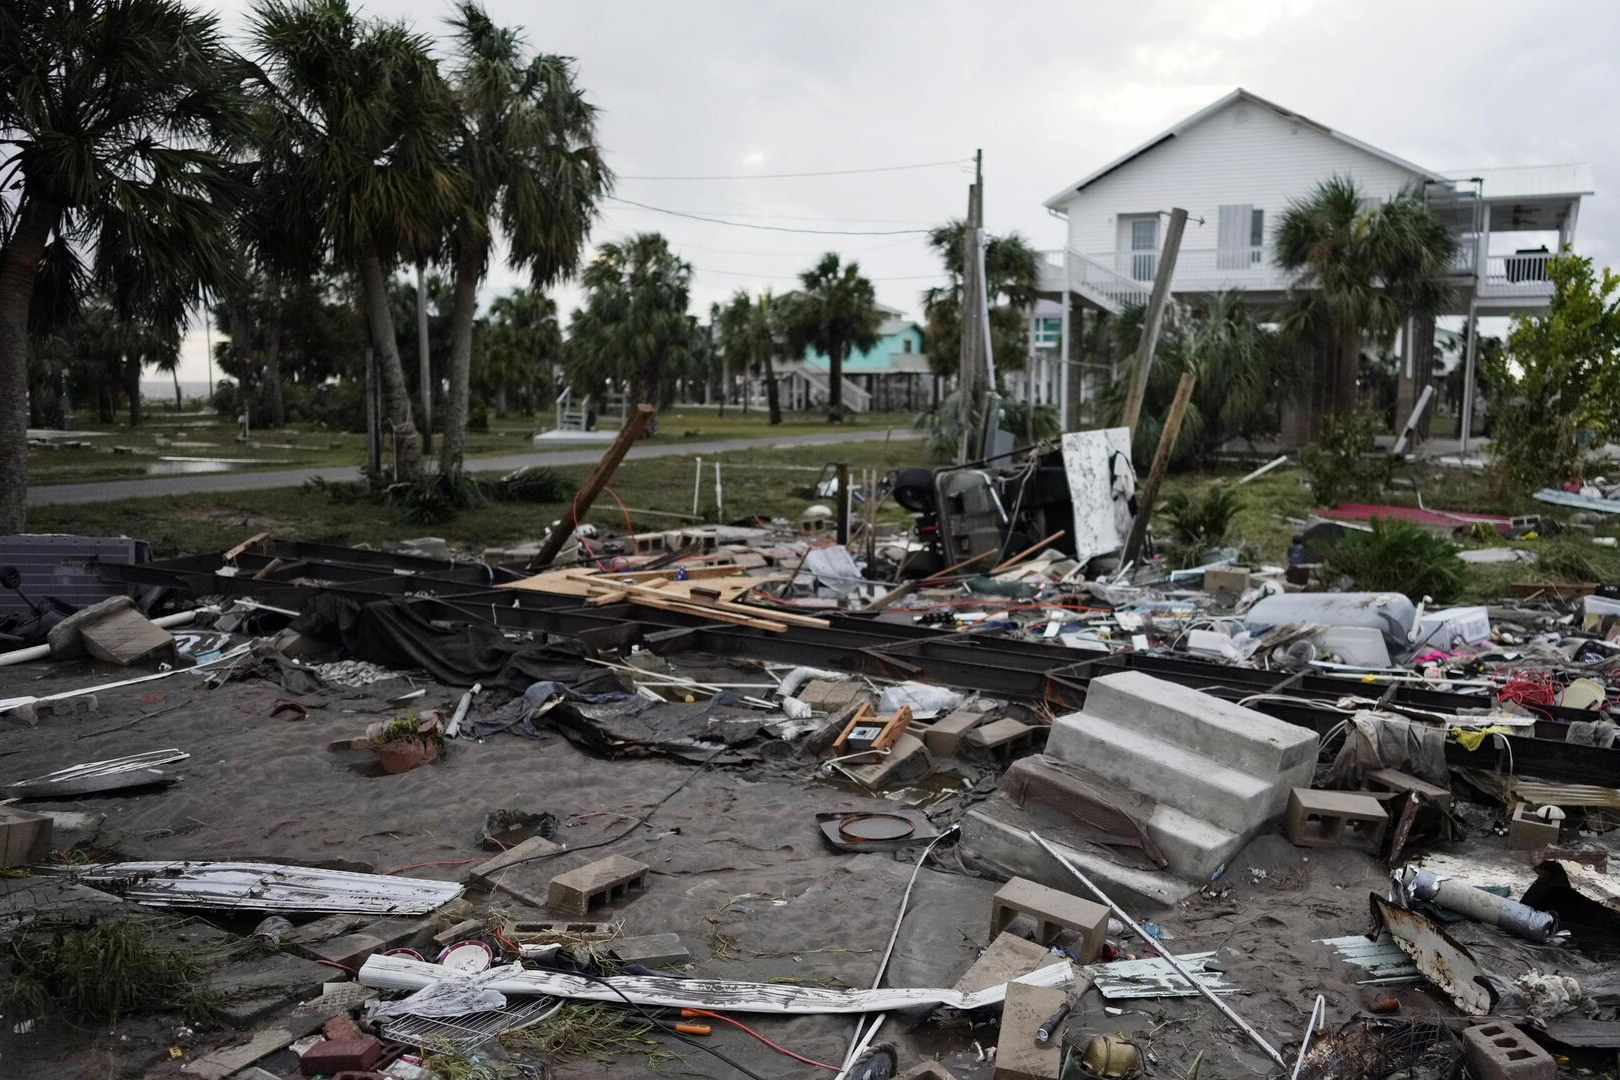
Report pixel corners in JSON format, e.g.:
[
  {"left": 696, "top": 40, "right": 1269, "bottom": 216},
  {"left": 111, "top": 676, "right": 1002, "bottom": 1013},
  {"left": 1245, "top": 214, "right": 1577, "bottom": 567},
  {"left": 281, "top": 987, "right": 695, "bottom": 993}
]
[
  {"left": 607, "top": 196, "right": 931, "bottom": 236},
  {"left": 560, "top": 969, "right": 770, "bottom": 1080},
  {"left": 490, "top": 745, "right": 728, "bottom": 875},
  {"left": 680, "top": 1009, "right": 839, "bottom": 1071},
  {"left": 692, "top": 265, "right": 947, "bottom": 282},
  {"left": 620, "top": 159, "right": 969, "bottom": 181}
]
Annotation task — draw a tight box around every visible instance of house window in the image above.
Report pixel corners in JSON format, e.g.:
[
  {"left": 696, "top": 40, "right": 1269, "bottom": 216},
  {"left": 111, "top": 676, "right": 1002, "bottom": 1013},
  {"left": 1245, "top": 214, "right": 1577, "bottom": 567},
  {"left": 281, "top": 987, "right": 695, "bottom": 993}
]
[
  {"left": 1250, "top": 208, "right": 1265, "bottom": 260},
  {"left": 903, "top": 338, "right": 913, "bottom": 353},
  {"left": 1033, "top": 317, "right": 1061, "bottom": 346}
]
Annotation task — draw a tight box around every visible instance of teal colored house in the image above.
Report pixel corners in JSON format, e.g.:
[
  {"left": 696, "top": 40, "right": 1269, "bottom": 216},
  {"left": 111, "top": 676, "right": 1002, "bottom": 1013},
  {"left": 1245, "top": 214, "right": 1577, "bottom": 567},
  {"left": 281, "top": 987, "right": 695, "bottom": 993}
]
[{"left": 782, "top": 303, "right": 935, "bottom": 412}]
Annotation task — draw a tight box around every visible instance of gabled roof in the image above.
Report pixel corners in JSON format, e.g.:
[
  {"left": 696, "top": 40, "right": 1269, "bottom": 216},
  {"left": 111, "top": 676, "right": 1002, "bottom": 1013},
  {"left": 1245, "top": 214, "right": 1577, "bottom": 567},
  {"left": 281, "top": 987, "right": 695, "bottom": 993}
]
[{"left": 1042, "top": 88, "right": 1448, "bottom": 210}]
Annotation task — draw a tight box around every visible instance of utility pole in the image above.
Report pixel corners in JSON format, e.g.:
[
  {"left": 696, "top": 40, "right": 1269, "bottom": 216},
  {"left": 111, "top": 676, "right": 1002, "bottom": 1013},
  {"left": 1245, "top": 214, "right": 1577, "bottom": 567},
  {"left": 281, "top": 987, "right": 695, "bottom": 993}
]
[
  {"left": 1122, "top": 370, "right": 1197, "bottom": 566},
  {"left": 1120, "top": 207, "right": 1188, "bottom": 435},
  {"left": 956, "top": 149, "right": 984, "bottom": 464},
  {"left": 415, "top": 264, "right": 433, "bottom": 455}
]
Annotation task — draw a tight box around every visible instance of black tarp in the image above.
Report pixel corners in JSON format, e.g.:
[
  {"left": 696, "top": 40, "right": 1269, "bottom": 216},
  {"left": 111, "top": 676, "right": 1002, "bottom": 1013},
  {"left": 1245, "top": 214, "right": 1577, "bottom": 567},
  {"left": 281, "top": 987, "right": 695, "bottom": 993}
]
[{"left": 293, "top": 594, "right": 620, "bottom": 697}]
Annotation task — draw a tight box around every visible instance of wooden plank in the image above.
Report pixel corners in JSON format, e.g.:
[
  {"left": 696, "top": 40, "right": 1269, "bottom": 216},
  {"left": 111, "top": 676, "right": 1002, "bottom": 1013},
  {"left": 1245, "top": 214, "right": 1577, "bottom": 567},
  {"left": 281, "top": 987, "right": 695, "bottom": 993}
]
[
  {"left": 528, "top": 404, "right": 656, "bottom": 569},
  {"left": 592, "top": 577, "right": 830, "bottom": 628}
]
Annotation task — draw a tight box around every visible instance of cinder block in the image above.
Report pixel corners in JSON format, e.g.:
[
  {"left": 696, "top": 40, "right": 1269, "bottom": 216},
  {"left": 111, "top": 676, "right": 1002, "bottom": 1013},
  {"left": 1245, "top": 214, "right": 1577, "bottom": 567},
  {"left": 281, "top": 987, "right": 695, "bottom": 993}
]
[
  {"left": 965, "top": 718, "right": 1041, "bottom": 757},
  {"left": 953, "top": 931, "right": 1053, "bottom": 995},
  {"left": 0, "top": 805, "right": 53, "bottom": 867},
  {"left": 547, "top": 855, "right": 649, "bottom": 916},
  {"left": 993, "top": 982, "right": 1065, "bottom": 1080},
  {"left": 609, "top": 933, "right": 690, "bottom": 967},
  {"left": 1508, "top": 804, "right": 1560, "bottom": 850},
  {"left": 1461, "top": 1022, "right": 1554, "bottom": 1080},
  {"left": 924, "top": 709, "right": 989, "bottom": 757},
  {"left": 990, "top": 877, "right": 1108, "bottom": 960},
  {"left": 1286, "top": 789, "right": 1389, "bottom": 851}
]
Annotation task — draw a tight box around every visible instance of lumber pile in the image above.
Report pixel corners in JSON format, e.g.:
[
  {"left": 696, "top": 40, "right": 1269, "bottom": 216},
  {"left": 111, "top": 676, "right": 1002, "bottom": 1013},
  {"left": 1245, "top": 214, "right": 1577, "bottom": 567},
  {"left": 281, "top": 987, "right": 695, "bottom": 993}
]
[{"left": 500, "top": 564, "right": 828, "bottom": 633}]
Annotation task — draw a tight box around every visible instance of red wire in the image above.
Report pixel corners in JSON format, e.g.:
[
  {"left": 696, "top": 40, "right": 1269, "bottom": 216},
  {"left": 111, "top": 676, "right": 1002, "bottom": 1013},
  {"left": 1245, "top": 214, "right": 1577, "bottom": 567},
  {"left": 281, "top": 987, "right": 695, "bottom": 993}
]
[
  {"left": 314, "top": 958, "right": 358, "bottom": 975},
  {"left": 679, "top": 1009, "right": 839, "bottom": 1071},
  {"left": 603, "top": 485, "right": 637, "bottom": 537}
]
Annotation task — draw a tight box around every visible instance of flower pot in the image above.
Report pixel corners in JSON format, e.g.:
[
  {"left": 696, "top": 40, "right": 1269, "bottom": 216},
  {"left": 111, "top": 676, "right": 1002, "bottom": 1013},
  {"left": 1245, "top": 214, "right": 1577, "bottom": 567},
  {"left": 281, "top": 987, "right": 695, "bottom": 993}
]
[{"left": 372, "top": 736, "right": 438, "bottom": 775}]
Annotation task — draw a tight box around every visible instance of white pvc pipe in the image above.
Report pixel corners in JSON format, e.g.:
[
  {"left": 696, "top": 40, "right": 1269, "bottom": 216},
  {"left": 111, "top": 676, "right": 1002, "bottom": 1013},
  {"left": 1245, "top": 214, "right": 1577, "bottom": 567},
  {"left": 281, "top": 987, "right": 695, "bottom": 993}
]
[{"left": 0, "top": 609, "right": 200, "bottom": 668}]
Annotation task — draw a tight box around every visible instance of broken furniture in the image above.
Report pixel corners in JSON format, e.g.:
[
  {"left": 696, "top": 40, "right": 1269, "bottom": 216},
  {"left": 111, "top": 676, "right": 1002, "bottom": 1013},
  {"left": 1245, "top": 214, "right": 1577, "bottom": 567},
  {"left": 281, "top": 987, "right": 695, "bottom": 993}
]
[
  {"left": 547, "top": 855, "right": 649, "bottom": 916},
  {"left": 1286, "top": 788, "right": 1390, "bottom": 851},
  {"left": 832, "top": 703, "right": 912, "bottom": 753},
  {"left": 990, "top": 876, "right": 1108, "bottom": 960}
]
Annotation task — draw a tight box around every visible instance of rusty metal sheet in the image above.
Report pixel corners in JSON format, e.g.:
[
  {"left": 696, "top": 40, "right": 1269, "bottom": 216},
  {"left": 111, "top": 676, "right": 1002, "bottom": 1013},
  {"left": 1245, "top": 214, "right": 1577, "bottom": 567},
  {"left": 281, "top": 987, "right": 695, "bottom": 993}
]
[{"left": 1369, "top": 893, "right": 1495, "bottom": 1015}]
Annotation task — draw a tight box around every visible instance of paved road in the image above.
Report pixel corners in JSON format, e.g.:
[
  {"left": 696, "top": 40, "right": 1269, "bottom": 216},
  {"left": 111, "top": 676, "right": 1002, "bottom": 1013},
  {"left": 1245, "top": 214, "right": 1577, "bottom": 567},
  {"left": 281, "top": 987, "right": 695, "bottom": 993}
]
[{"left": 27, "top": 428, "right": 920, "bottom": 506}]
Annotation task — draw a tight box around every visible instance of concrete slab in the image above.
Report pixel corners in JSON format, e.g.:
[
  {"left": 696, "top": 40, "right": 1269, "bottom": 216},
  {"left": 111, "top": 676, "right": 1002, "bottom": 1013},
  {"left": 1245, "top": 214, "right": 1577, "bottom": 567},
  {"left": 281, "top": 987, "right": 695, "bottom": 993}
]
[
  {"left": 952, "top": 931, "right": 1053, "bottom": 995},
  {"left": 924, "top": 709, "right": 990, "bottom": 757},
  {"left": 843, "top": 733, "right": 933, "bottom": 789},
  {"left": 467, "top": 834, "right": 565, "bottom": 890},
  {"left": 610, "top": 933, "right": 691, "bottom": 967},
  {"left": 993, "top": 982, "right": 1065, "bottom": 1079},
  {"left": 960, "top": 802, "right": 1198, "bottom": 912}
]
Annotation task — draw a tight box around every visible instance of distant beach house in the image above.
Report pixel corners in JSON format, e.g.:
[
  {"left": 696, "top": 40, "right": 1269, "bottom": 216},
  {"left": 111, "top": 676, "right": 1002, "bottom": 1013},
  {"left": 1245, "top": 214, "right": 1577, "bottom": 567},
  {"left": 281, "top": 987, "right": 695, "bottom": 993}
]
[
  {"left": 1032, "top": 88, "right": 1594, "bottom": 443},
  {"left": 774, "top": 302, "right": 934, "bottom": 413}
]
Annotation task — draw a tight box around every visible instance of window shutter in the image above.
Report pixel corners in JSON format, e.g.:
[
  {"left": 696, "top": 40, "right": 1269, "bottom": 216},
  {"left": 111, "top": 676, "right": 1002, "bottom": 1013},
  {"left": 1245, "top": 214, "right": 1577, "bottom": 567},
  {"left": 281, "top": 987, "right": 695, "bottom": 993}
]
[{"left": 1217, "top": 204, "right": 1251, "bottom": 269}]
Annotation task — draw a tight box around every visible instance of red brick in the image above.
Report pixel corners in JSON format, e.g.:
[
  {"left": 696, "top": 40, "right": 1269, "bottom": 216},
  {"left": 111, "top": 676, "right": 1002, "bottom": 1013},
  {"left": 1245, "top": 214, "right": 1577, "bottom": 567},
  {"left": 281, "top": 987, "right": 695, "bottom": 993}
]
[{"left": 299, "top": 1037, "right": 383, "bottom": 1077}]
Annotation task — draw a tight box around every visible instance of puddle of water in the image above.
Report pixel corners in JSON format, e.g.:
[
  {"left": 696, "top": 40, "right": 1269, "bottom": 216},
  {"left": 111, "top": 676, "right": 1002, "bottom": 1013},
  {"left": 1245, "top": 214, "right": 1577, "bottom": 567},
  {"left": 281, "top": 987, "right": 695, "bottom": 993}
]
[{"left": 145, "top": 456, "right": 288, "bottom": 475}]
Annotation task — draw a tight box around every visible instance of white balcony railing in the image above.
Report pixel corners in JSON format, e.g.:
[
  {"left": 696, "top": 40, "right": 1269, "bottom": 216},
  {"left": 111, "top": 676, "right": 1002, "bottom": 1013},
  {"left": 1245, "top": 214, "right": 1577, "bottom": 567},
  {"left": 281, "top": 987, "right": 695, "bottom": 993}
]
[
  {"left": 1483, "top": 251, "right": 1554, "bottom": 294},
  {"left": 1087, "top": 247, "right": 1292, "bottom": 293}
]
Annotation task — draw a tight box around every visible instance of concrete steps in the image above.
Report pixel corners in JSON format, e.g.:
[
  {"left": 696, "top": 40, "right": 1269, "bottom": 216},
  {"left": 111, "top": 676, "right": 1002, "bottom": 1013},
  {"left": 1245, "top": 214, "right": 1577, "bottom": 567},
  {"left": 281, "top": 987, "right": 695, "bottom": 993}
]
[
  {"left": 1045, "top": 671, "right": 1318, "bottom": 880},
  {"left": 1082, "top": 670, "right": 1318, "bottom": 776},
  {"left": 1046, "top": 714, "right": 1278, "bottom": 835}
]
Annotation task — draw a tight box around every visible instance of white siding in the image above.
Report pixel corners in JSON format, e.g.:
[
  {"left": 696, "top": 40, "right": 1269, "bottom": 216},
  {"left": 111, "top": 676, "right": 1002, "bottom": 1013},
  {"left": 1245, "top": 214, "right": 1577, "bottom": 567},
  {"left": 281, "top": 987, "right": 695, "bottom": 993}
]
[{"left": 1056, "top": 100, "right": 1427, "bottom": 260}]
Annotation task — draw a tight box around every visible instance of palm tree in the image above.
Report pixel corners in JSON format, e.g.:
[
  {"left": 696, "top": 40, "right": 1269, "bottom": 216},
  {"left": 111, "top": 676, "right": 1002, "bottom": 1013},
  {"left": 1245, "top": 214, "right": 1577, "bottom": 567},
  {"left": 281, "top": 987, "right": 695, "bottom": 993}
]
[
  {"left": 1098, "top": 292, "right": 1294, "bottom": 465},
  {"left": 565, "top": 233, "right": 692, "bottom": 433},
  {"left": 922, "top": 221, "right": 1041, "bottom": 380},
  {"left": 436, "top": 3, "right": 610, "bottom": 475},
  {"left": 250, "top": 0, "right": 462, "bottom": 481},
  {"left": 1274, "top": 175, "right": 1457, "bottom": 426},
  {"left": 717, "top": 290, "right": 784, "bottom": 425},
  {"left": 478, "top": 286, "right": 559, "bottom": 414},
  {"left": 0, "top": 0, "right": 250, "bottom": 530},
  {"left": 782, "top": 253, "right": 881, "bottom": 421}
]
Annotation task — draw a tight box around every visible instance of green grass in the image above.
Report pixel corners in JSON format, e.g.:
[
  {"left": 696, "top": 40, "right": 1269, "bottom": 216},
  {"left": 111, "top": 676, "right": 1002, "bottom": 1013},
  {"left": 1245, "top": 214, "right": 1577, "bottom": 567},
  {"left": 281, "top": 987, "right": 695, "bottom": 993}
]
[
  {"left": 29, "top": 438, "right": 916, "bottom": 556},
  {"left": 27, "top": 406, "right": 921, "bottom": 487}
]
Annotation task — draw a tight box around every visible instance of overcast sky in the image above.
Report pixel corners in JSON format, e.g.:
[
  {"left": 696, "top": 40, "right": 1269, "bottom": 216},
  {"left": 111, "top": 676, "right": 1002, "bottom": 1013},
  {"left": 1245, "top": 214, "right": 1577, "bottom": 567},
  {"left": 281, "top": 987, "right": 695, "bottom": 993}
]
[{"left": 175, "top": 0, "right": 1615, "bottom": 382}]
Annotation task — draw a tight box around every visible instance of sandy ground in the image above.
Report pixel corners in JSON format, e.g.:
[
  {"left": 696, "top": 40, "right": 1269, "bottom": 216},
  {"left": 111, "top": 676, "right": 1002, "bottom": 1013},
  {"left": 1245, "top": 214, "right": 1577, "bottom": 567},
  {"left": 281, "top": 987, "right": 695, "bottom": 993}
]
[{"left": 0, "top": 651, "right": 1610, "bottom": 1079}]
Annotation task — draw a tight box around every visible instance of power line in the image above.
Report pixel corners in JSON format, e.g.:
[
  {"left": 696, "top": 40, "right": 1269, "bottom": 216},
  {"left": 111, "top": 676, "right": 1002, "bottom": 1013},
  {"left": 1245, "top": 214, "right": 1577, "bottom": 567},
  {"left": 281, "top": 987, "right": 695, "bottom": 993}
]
[
  {"left": 619, "top": 158, "right": 970, "bottom": 181},
  {"left": 607, "top": 202, "right": 935, "bottom": 225},
  {"left": 605, "top": 196, "right": 932, "bottom": 236}
]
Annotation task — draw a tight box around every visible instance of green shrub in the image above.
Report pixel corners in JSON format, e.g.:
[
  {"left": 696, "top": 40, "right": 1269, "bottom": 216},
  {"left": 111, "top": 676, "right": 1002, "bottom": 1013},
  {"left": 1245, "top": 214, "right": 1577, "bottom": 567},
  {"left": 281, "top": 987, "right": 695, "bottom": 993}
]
[
  {"left": 495, "top": 466, "right": 570, "bottom": 503},
  {"left": 1162, "top": 487, "right": 1239, "bottom": 549},
  {"left": 209, "top": 378, "right": 242, "bottom": 420},
  {"left": 1300, "top": 407, "right": 1389, "bottom": 506},
  {"left": 1326, "top": 517, "right": 1465, "bottom": 600},
  {"left": 386, "top": 473, "right": 485, "bottom": 525},
  {"left": 5, "top": 922, "right": 219, "bottom": 1025}
]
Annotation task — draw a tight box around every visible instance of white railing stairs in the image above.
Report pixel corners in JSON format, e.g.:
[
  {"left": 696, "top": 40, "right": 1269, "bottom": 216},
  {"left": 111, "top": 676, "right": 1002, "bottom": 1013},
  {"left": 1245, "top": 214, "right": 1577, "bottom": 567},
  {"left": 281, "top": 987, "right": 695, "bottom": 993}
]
[
  {"left": 795, "top": 365, "right": 872, "bottom": 413},
  {"left": 1065, "top": 249, "right": 1154, "bottom": 315},
  {"left": 555, "top": 388, "right": 591, "bottom": 431}
]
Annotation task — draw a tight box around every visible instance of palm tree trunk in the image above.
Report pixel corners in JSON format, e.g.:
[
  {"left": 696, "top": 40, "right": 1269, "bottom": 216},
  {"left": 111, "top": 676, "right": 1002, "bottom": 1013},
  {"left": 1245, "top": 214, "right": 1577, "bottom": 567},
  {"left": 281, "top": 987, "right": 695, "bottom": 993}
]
[
  {"left": 0, "top": 196, "right": 55, "bottom": 532},
  {"left": 125, "top": 356, "right": 144, "bottom": 427},
  {"left": 1335, "top": 321, "right": 1361, "bottom": 416},
  {"left": 828, "top": 343, "right": 844, "bottom": 422},
  {"left": 440, "top": 239, "right": 483, "bottom": 476},
  {"left": 764, "top": 354, "right": 782, "bottom": 425},
  {"left": 357, "top": 248, "right": 422, "bottom": 480},
  {"left": 633, "top": 363, "right": 659, "bottom": 437},
  {"left": 262, "top": 322, "right": 285, "bottom": 427},
  {"left": 172, "top": 367, "right": 183, "bottom": 410}
]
